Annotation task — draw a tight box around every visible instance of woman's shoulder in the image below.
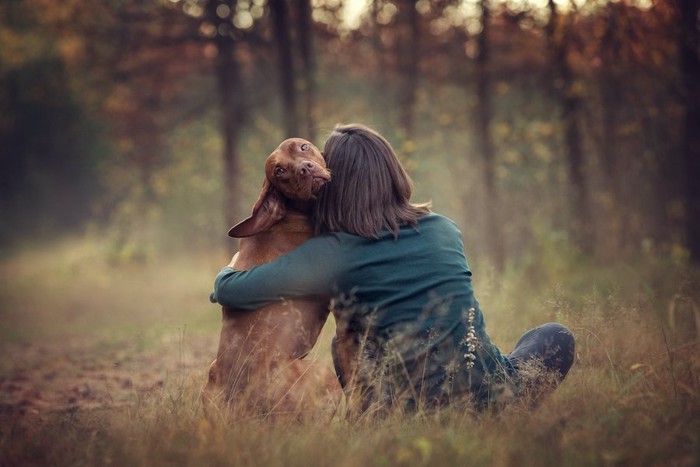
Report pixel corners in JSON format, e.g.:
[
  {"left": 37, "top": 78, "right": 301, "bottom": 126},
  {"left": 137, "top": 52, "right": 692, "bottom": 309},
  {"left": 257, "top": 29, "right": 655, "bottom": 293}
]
[
  {"left": 305, "top": 231, "right": 365, "bottom": 250},
  {"left": 310, "top": 213, "right": 461, "bottom": 243},
  {"left": 419, "top": 212, "right": 461, "bottom": 231}
]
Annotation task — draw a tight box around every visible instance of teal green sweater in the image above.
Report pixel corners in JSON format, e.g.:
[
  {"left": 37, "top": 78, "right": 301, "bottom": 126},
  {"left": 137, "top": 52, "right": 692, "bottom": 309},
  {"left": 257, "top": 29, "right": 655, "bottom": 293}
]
[{"left": 211, "top": 213, "right": 514, "bottom": 407}]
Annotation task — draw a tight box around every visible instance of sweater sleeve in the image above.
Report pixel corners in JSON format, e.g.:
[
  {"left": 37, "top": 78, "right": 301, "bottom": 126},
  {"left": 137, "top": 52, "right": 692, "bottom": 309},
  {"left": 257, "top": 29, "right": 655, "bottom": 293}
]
[{"left": 209, "top": 235, "right": 344, "bottom": 310}]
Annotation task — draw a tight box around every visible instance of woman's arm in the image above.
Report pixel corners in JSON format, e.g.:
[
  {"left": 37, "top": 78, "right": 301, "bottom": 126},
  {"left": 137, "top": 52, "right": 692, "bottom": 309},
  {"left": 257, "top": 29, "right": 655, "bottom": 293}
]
[{"left": 209, "top": 235, "right": 343, "bottom": 310}]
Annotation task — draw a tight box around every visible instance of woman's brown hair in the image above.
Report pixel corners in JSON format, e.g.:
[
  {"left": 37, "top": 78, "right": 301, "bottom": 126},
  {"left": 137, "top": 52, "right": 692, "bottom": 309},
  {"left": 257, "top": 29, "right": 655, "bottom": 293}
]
[{"left": 313, "top": 123, "right": 431, "bottom": 239}]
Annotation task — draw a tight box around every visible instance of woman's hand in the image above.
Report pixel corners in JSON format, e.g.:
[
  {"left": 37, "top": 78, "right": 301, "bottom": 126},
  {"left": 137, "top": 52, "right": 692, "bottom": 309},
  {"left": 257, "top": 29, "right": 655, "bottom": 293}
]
[
  {"left": 211, "top": 252, "right": 241, "bottom": 304},
  {"left": 227, "top": 252, "right": 240, "bottom": 269}
]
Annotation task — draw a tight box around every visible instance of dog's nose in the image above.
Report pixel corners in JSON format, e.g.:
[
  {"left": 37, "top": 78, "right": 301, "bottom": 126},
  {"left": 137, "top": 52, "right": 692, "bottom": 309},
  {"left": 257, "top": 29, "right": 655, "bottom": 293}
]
[{"left": 299, "top": 160, "right": 315, "bottom": 176}]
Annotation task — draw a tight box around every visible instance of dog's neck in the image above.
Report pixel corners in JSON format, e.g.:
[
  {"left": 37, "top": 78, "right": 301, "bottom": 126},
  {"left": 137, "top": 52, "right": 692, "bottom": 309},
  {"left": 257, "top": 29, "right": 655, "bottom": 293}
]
[
  {"left": 259, "top": 198, "right": 313, "bottom": 235},
  {"left": 285, "top": 198, "right": 314, "bottom": 216}
]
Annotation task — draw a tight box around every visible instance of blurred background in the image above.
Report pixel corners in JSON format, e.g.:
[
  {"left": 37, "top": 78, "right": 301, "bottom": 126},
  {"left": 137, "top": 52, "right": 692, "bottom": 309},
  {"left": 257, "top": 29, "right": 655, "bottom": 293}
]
[
  {"left": 2, "top": 3, "right": 700, "bottom": 443},
  {"left": 1, "top": 0, "right": 698, "bottom": 270}
]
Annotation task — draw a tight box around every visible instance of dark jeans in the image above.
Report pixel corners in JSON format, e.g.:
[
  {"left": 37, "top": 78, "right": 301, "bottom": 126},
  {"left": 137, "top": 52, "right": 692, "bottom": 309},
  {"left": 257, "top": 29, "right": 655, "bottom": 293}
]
[
  {"left": 331, "top": 322, "right": 576, "bottom": 408},
  {"left": 506, "top": 322, "right": 575, "bottom": 395}
]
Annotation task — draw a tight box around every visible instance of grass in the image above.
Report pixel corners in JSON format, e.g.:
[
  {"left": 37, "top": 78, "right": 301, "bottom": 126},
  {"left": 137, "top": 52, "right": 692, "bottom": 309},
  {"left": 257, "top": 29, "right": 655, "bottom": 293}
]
[{"left": 1, "top": 234, "right": 699, "bottom": 466}]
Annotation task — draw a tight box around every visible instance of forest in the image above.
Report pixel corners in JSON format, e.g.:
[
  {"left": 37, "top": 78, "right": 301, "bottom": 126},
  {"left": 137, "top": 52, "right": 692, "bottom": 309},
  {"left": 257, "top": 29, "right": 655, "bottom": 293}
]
[
  {"left": 2, "top": 0, "right": 698, "bottom": 267},
  {"left": 1, "top": 1, "right": 699, "bottom": 466}
]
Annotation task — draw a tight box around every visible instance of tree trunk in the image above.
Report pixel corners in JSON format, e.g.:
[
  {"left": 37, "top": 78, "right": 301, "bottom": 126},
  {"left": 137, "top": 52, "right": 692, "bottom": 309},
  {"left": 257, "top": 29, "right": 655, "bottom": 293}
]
[
  {"left": 371, "top": 0, "right": 389, "bottom": 122},
  {"left": 547, "top": 0, "right": 592, "bottom": 255},
  {"left": 270, "top": 0, "right": 299, "bottom": 138},
  {"left": 597, "top": 3, "right": 623, "bottom": 258},
  {"left": 296, "top": 0, "right": 316, "bottom": 142},
  {"left": 207, "top": 0, "right": 242, "bottom": 231},
  {"left": 396, "top": 0, "right": 420, "bottom": 140},
  {"left": 679, "top": 0, "right": 700, "bottom": 262},
  {"left": 218, "top": 51, "right": 241, "bottom": 231},
  {"left": 370, "top": 0, "right": 391, "bottom": 120},
  {"left": 475, "top": 0, "right": 505, "bottom": 272}
]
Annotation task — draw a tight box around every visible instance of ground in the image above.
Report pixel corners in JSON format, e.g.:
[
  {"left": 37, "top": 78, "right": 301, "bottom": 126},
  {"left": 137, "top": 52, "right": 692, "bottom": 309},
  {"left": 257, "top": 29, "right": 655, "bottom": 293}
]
[
  {"left": 0, "top": 239, "right": 698, "bottom": 466},
  {"left": 0, "top": 336, "right": 214, "bottom": 418}
]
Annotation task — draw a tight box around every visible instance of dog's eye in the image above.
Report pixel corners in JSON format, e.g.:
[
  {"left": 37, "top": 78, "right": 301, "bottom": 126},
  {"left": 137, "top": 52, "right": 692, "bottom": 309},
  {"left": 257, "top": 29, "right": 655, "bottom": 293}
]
[
  {"left": 275, "top": 167, "right": 285, "bottom": 177},
  {"left": 300, "top": 143, "right": 309, "bottom": 151}
]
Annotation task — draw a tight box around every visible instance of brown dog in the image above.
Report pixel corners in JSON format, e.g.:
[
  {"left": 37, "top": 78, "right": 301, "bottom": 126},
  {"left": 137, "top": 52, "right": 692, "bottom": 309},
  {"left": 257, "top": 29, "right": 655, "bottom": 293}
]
[{"left": 203, "top": 138, "right": 341, "bottom": 419}]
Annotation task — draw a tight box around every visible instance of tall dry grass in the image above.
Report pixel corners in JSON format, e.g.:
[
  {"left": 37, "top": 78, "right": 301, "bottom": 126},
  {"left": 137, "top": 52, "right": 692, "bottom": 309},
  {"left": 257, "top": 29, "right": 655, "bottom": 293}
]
[{"left": 1, "top": 235, "right": 698, "bottom": 466}]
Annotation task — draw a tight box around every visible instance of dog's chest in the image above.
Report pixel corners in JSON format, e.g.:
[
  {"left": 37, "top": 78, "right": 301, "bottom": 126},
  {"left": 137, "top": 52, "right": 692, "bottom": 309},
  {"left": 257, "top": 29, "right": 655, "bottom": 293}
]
[{"left": 236, "top": 223, "right": 312, "bottom": 268}]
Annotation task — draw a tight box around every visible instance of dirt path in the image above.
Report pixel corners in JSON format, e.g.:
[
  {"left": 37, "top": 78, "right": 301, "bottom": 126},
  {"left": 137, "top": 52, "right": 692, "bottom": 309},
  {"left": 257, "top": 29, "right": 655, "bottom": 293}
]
[{"left": 0, "top": 335, "right": 216, "bottom": 418}]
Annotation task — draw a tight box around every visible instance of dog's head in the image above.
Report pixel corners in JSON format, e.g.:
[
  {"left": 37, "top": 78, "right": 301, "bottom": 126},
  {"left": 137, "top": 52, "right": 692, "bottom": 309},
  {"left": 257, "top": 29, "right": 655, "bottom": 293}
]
[
  {"left": 229, "top": 138, "right": 331, "bottom": 238},
  {"left": 264, "top": 138, "right": 330, "bottom": 202}
]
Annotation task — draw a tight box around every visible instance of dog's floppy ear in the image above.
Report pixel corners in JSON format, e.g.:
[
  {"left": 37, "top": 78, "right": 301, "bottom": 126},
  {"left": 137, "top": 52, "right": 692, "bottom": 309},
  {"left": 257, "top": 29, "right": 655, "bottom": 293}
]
[{"left": 228, "top": 180, "right": 286, "bottom": 238}]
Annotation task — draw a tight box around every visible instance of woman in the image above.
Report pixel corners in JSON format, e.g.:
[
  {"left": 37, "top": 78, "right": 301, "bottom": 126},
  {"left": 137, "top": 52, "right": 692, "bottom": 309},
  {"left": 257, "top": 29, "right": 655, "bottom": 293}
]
[{"left": 211, "top": 124, "right": 574, "bottom": 416}]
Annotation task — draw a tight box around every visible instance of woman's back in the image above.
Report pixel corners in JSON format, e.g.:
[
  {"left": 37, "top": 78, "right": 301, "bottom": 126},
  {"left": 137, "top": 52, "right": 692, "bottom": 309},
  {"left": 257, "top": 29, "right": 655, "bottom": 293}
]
[{"left": 310, "top": 213, "right": 515, "bottom": 410}]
